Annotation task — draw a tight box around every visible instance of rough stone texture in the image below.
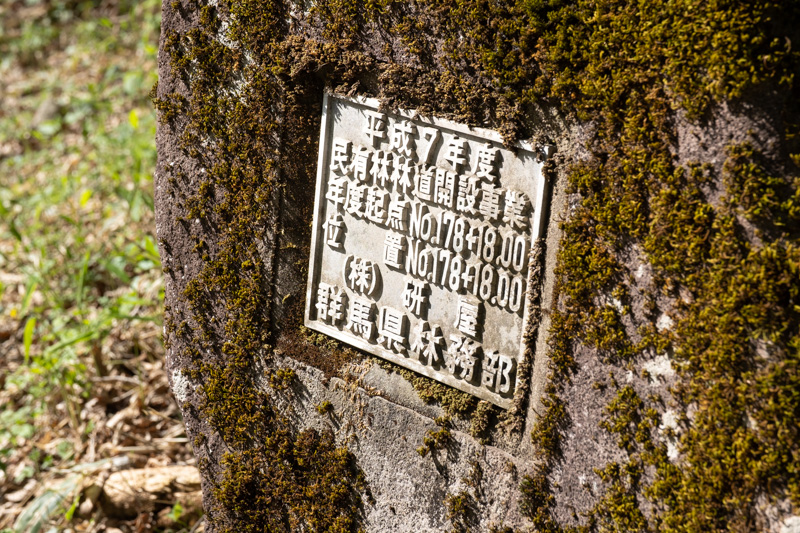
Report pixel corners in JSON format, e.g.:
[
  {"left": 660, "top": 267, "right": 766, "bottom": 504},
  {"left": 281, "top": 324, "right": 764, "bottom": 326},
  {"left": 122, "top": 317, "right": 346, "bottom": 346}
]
[
  {"left": 154, "top": 47, "right": 571, "bottom": 532},
  {"left": 153, "top": 7, "right": 569, "bottom": 529},
  {"left": 272, "top": 355, "right": 527, "bottom": 531},
  {"left": 155, "top": 0, "right": 800, "bottom": 531}
]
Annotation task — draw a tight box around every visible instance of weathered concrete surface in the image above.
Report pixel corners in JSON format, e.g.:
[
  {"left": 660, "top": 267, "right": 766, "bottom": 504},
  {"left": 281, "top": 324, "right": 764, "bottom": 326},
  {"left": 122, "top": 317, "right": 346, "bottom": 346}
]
[
  {"left": 155, "top": 0, "right": 800, "bottom": 531},
  {"left": 154, "top": 51, "right": 571, "bottom": 533},
  {"left": 272, "top": 354, "right": 528, "bottom": 531},
  {"left": 149, "top": 0, "right": 613, "bottom": 522}
]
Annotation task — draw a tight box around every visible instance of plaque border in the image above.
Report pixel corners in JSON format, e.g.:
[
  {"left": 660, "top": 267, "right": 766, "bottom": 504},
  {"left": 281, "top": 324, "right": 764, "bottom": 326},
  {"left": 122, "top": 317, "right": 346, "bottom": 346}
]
[{"left": 304, "top": 92, "right": 552, "bottom": 408}]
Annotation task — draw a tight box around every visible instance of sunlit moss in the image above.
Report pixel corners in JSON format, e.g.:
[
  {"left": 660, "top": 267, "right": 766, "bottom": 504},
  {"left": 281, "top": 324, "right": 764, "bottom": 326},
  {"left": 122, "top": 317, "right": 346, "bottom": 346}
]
[{"left": 156, "top": 0, "right": 800, "bottom": 530}]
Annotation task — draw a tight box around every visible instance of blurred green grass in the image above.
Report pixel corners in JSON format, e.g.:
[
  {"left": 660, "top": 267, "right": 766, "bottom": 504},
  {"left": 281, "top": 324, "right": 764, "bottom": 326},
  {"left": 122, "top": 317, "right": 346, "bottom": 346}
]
[{"left": 0, "top": 0, "right": 163, "bottom": 504}]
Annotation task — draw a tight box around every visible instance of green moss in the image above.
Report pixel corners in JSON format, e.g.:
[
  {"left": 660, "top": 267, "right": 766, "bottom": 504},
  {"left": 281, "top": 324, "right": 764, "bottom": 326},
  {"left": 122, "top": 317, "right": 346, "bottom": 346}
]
[
  {"left": 598, "top": 386, "right": 658, "bottom": 454},
  {"left": 468, "top": 401, "right": 494, "bottom": 443},
  {"left": 724, "top": 142, "right": 800, "bottom": 228},
  {"left": 445, "top": 489, "right": 478, "bottom": 533},
  {"left": 444, "top": 460, "right": 484, "bottom": 532},
  {"left": 584, "top": 464, "right": 649, "bottom": 533},
  {"left": 157, "top": 0, "right": 800, "bottom": 529},
  {"left": 403, "top": 372, "right": 478, "bottom": 416},
  {"left": 158, "top": 0, "right": 367, "bottom": 529},
  {"left": 375, "top": 358, "right": 479, "bottom": 417},
  {"left": 214, "top": 429, "right": 365, "bottom": 533},
  {"left": 315, "top": 400, "right": 334, "bottom": 415},
  {"left": 498, "top": 0, "right": 799, "bottom": 529},
  {"left": 270, "top": 367, "right": 296, "bottom": 391},
  {"left": 416, "top": 416, "right": 453, "bottom": 457}
]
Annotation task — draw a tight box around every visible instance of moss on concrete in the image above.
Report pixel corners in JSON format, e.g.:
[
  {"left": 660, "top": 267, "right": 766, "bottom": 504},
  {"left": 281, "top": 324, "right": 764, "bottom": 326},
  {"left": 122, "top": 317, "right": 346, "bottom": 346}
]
[{"left": 155, "top": 0, "right": 800, "bottom": 530}]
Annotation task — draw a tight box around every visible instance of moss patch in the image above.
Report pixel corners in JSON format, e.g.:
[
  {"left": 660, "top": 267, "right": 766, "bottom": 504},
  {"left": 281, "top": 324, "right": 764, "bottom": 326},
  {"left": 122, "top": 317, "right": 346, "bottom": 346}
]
[
  {"left": 156, "top": 0, "right": 800, "bottom": 530},
  {"left": 157, "top": 0, "right": 368, "bottom": 529}
]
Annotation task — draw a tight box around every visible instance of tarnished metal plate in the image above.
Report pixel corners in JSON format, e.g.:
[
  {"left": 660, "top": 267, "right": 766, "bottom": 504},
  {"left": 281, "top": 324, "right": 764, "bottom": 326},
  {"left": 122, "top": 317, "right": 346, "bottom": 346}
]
[{"left": 305, "top": 93, "right": 551, "bottom": 408}]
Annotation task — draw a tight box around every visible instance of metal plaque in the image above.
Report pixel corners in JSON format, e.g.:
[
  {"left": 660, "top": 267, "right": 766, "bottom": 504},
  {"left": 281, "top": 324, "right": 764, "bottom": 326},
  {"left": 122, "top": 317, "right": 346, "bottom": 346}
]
[{"left": 305, "top": 93, "right": 551, "bottom": 408}]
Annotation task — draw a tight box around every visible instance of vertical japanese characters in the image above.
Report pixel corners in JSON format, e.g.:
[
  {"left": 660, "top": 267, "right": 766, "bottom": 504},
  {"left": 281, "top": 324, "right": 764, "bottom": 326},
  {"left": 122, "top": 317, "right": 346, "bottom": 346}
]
[{"left": 312, "top": 105, "right": 532, "bottom": 402}]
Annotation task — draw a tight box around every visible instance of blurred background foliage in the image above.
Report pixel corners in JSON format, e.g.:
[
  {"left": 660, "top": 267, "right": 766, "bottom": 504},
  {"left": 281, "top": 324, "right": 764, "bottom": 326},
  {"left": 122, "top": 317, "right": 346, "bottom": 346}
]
[{"left": 1, "top": 1, "right": 197, "bottom": 531}]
